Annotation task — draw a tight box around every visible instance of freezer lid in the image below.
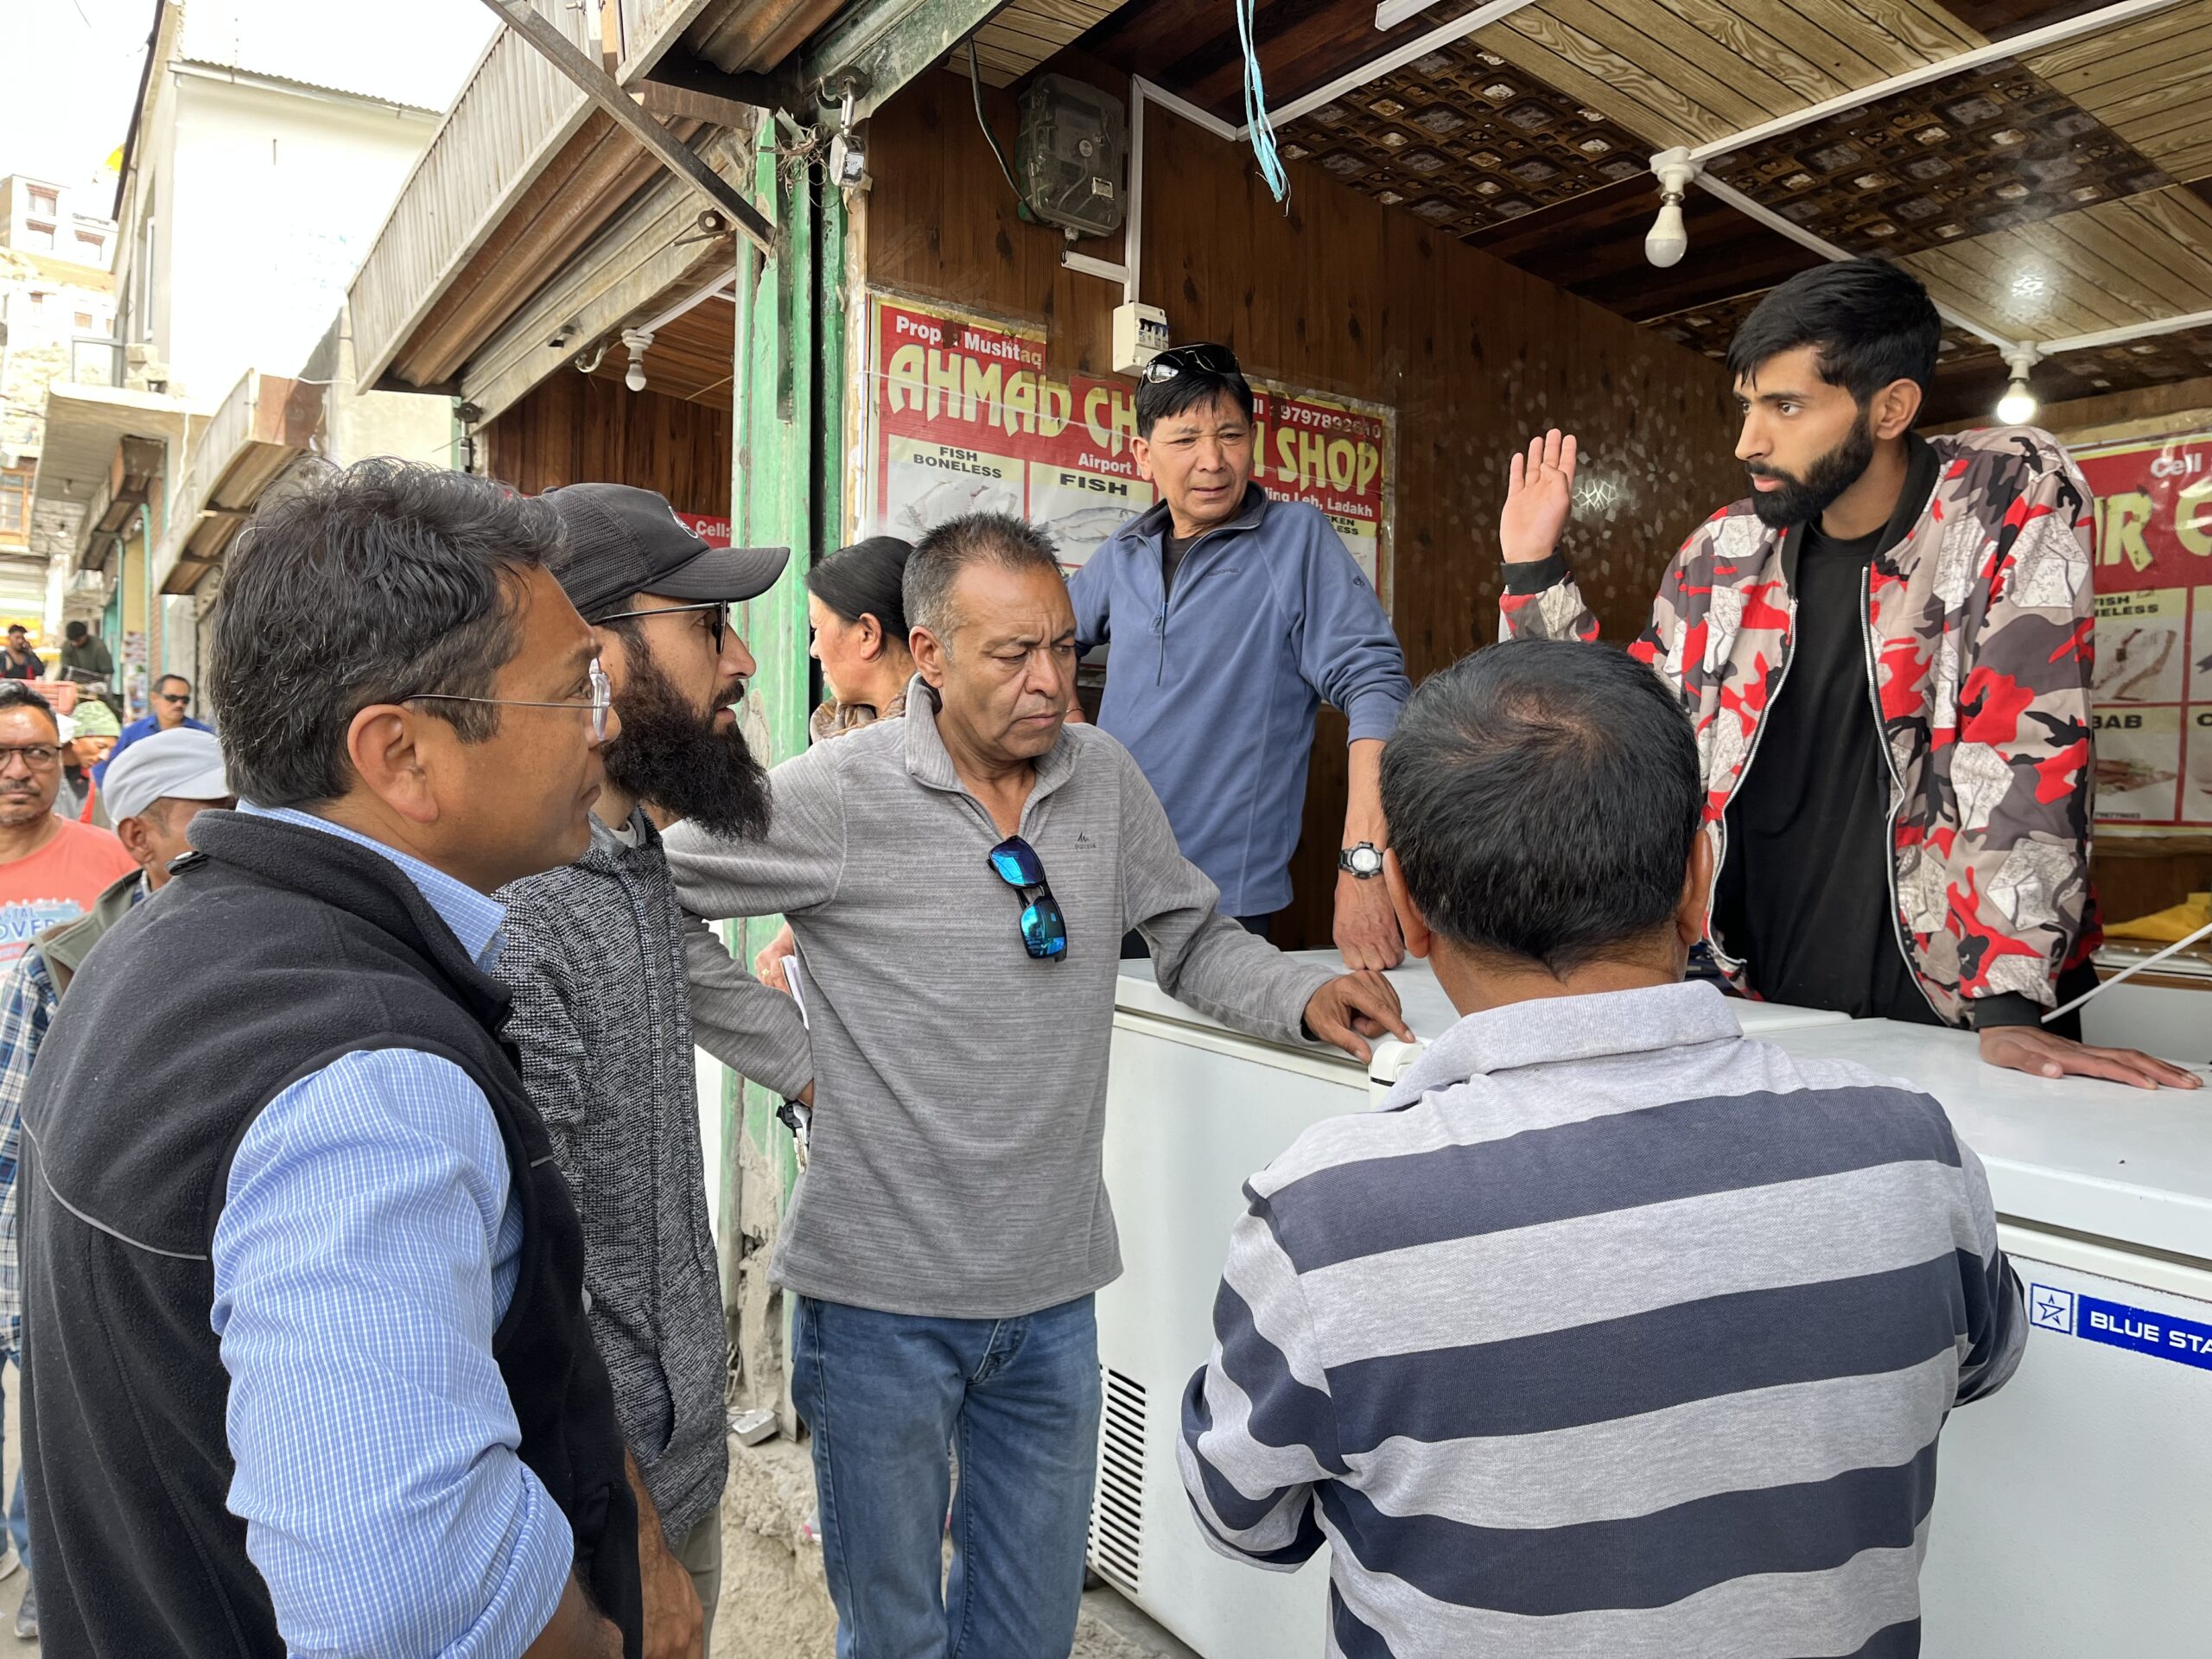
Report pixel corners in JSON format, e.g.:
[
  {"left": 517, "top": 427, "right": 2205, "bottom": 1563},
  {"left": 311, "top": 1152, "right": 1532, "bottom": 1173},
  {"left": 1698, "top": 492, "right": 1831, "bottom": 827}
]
[
  {"left": 1762, "top": 1020, "right": 2212, "bottom": 1263},
  {"left": 1113, "top": 950, "right": 1849, "bottom": 1054}
]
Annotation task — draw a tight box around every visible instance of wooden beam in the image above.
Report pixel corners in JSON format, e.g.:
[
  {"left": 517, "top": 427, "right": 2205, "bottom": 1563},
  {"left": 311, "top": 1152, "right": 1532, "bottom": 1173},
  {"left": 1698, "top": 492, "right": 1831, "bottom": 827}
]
[{"left": 475, "top": 0, "right": 780, "bottom": 258}]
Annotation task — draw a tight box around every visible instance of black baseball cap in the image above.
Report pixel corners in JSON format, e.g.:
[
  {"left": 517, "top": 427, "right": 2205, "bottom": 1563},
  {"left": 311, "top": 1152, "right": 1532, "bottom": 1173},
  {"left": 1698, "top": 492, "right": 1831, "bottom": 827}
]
[{"left": 540, "top": 483, "right": 789, "bottom": 620}]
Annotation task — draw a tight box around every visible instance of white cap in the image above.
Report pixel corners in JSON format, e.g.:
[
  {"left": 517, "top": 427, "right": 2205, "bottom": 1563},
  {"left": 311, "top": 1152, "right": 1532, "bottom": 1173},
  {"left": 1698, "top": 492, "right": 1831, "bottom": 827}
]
[{"left": 103, "top": 728, "right": 229, "bottom": 825}]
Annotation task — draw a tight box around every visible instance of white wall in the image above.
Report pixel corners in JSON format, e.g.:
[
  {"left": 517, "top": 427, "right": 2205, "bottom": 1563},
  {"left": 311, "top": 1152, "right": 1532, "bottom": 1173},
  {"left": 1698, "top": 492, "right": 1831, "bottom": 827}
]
[{"left": 160, "top": 71, "right": 435, "bottom": 407}]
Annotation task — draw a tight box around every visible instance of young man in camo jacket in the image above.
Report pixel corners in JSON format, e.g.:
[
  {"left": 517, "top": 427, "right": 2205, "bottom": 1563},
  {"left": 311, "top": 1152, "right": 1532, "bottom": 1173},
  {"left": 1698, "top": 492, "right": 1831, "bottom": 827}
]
[
  {"left": 496, "top": 485, "right": 798, "bottom": 1658},
  {"left": 1497, "top": 258, "right": 2192, "bottom": 1090}
]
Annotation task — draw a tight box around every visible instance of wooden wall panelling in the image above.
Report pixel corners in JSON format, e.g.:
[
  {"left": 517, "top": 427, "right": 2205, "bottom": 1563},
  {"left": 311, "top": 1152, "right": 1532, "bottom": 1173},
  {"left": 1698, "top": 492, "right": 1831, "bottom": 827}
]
[
  {"left": 482, "top": 371, "right": 734, "bottom": 513},
  {"left": 867, "top": 64, "right": 1746, "bottom": 948}
]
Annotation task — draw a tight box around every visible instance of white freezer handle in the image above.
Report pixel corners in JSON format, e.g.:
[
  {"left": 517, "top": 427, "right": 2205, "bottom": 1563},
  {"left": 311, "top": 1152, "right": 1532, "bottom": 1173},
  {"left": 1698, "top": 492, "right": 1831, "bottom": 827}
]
[{"left": 1367, "top": 1036, "right": 1426, "bottom": 1107}]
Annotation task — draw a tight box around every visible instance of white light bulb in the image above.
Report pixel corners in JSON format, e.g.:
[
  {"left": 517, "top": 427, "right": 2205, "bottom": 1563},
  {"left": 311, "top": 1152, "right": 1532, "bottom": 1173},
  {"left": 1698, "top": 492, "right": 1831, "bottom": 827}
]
[
  {"left": 626, "top": 359, "right": 647, "bottom": 392},
  {"left": 1996, "top": 379, "right": 2037, "bottom": 424},
  {"left": 1645, "top": 198, "right": 1688, "bottom": 268}
]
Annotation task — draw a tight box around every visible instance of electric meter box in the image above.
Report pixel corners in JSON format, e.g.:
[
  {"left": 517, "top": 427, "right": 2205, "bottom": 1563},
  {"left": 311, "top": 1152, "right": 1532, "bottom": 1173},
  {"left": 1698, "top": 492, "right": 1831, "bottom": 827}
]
[
  {"left": 1016, "top": 75, "right": 1128, "bottom": 240},
  {"left": 1113, "top": 302, "right": 1170, "bottom": 375}
]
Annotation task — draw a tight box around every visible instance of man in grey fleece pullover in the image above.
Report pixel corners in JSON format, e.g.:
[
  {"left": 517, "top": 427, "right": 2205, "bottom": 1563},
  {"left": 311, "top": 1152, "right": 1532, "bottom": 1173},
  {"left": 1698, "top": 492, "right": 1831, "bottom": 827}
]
[{"left": 667, "top": 512, "right": 1406, "bottom": 1659}]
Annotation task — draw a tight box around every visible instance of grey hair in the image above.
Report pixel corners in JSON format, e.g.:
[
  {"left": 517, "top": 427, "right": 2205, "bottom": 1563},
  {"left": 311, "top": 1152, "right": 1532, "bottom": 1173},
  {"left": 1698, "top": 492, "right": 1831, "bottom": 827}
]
[
  {"left": 902, "top": 513, "right": 1064, "bottom": 645},
  {"left": 208, "top": 458, "right": 563, "bottom": 807}
]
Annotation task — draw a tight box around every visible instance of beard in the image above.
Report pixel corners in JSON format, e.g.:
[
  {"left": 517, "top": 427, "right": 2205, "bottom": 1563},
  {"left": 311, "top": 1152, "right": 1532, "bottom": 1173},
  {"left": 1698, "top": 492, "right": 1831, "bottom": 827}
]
[
  {"left": 603, "top": 644, "right": 772, "bottom": 841},
  {"left": 1746, "top": 410, "right": 1876, "bottom": 529}
]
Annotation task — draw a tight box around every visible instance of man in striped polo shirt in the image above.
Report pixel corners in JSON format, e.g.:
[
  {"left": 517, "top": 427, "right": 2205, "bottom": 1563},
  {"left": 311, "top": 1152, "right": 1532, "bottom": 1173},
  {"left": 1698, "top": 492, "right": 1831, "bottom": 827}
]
[{"left": 1179, "top": 638, "right": 2025, "bottom": 1658}]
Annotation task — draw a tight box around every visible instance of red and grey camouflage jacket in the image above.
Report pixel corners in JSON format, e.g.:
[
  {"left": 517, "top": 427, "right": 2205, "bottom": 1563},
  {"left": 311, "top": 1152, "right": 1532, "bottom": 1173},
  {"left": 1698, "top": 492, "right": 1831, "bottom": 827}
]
[{"left": 1499, "top": 425, "right": 2098, "bottom": 1027}]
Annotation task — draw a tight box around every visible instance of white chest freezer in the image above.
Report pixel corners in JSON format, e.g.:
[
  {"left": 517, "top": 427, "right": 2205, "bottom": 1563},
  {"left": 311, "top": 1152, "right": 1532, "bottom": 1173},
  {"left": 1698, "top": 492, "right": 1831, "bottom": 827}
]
[{"left": 1091, "top": 956, "right": 2212, "bottom": 1657}]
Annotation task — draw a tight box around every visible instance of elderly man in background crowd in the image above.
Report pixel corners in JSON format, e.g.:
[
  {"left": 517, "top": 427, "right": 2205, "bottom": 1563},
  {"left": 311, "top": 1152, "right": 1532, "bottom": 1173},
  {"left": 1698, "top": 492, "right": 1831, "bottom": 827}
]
[
  {"left": 98, "top": 673, "right": 213, "bottom": 785},
  {"left": 0, "top": 726, "right": 232, "bottom": 1639},
  {"left": 19, "top": 460, "right": 642, "bottom": 1658},
  {"left": 671, "top": 512, "right": 1407, "bottom": 1659},
  {"left": 0, "top": 684, "right": 135, "bottom": 964},
  {"left": 499, "top": 483, "right": 791, "bottom": 1658}
]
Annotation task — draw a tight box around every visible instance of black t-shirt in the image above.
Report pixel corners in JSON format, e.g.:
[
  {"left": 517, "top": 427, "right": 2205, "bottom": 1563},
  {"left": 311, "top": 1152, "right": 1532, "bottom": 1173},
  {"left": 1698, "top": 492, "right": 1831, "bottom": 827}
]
[
  {"left": 1162, "top": 529, "right": 1194, "bottom": 597},
  {"left": 1713, "top": 518, "right": 1941, "bottom": 1025}
]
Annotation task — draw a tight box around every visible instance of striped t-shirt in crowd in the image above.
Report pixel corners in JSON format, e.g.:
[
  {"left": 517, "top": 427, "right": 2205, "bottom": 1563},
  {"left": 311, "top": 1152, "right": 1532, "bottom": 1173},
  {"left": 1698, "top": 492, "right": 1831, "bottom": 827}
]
[{"left": 1179, "top": 979, "right": 2024, "bottom": 1659}]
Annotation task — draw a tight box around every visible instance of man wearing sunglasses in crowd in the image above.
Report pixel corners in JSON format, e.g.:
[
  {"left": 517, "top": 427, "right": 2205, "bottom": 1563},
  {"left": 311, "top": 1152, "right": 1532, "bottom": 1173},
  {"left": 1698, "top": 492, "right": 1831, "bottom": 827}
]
[
  {"left": 95, "top": 672, "right": 213, "bottom": 785},
  {"left": 1069, "top": 343, "right": 1412, "bottom": 969},
  {"left": 668, "top": 512, "right": 1408, "bottom": 1659},
  {"left": 497, "top": 484, "right": 793, "bottom": 1659}
]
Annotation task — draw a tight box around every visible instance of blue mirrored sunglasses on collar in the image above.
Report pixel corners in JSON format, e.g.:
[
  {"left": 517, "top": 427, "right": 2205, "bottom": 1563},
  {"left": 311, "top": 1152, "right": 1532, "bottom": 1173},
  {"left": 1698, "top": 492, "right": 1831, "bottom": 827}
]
[{"left": 988, "top": 835, "right": 1067, "bottom": 961}]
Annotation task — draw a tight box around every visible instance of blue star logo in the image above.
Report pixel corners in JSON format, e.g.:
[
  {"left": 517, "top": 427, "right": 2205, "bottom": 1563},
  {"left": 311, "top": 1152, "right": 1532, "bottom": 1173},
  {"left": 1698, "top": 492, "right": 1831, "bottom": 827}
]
[{"left": 2030, "top": 1285, "right": 2075, "bottom": 1335}]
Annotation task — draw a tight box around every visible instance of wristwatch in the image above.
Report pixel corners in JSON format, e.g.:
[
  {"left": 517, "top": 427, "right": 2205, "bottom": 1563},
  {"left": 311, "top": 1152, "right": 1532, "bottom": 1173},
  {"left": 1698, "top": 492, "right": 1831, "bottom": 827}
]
[{"left": 1338, "top": 841, "right": 1384, "bottom": 879}]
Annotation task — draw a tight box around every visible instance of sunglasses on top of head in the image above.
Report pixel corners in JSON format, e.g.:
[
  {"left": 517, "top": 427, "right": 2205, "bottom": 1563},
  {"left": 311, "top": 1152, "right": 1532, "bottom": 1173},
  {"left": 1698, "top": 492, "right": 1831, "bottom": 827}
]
[{"left": 1138, "top": 343, "right": 1243, "bottom": 386}]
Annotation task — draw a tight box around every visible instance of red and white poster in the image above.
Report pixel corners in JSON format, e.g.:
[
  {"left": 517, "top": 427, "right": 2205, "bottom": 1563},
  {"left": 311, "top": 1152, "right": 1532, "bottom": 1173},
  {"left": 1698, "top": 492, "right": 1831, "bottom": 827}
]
[
  {"left": 863, "top": 293, "right": 1392, "bottom": 588},
  {"left": 2073, "top": 432, "right": 2212, "bottom": 828},
  {"left": 677, "top": 511, "right": 731, "bottom": 547}
]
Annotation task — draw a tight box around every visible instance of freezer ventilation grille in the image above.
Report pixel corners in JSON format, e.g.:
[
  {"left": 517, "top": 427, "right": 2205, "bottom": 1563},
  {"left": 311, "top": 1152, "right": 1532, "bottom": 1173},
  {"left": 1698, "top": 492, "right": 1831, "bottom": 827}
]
[{"left": 1089, "top": 1366, "right": 1145, "bottom": 1596}]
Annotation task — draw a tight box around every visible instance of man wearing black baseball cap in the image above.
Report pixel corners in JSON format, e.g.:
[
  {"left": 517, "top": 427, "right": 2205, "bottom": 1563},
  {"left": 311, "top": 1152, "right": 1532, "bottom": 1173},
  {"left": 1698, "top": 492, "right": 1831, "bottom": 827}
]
[{"left": 496, "top": 483, "right": 800, "bottom": 1658}]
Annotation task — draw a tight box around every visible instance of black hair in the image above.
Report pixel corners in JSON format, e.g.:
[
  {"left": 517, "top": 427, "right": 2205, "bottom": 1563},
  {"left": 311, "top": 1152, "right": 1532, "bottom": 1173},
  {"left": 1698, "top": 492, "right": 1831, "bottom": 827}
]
[
  {"left": 209, "top": 458, "right": 563, "bottom": 808},
  {"left": 5, "top": 625, "right": 25, "bottom": 637},
  {"left": 0, "top": 681, "right": 59, "bottom": 736},
  {"left": 904, "top": 514, "right": 1063, "bottom": 643},
  {"left": 156, "top": 673, "right": 190, "bottom": 694},
  {"left": 1726, "top": 258, "right": 1942, "bottom": 402},
  {"left": 65, "top": 620, "right": 88, "bottom": 641},
  {"left": 1135, "top": 356, "right": 1255, "bottom": 439},
  {"left": 808, "top": 536, "right": 915, "bottom": 646},
  {"left": 1380, "top": 639, "right": 1702, "bottom": 975}
]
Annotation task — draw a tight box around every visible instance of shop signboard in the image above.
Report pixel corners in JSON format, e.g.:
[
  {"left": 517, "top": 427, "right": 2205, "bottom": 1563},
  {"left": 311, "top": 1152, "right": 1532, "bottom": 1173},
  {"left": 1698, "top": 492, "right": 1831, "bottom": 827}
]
[
  {"left": 862, "top": 292, "right": 1393, "bottom": 593},
  {"left": 677, "top": 511, "right": 732, "bottom": 547},
  {"left": 2073, "top": 431, "right": 2212, "bottom": 830}
]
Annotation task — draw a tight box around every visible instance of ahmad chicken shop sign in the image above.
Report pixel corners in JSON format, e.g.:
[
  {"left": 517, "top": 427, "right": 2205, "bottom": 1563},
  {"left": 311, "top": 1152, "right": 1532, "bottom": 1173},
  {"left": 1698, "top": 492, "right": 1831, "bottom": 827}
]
[
  {"left": 862, "top": 293, "right": 1392, "bottom": 589},
  {"left": 2074, "top": 432, "right": 2212, "bottom": 830}
]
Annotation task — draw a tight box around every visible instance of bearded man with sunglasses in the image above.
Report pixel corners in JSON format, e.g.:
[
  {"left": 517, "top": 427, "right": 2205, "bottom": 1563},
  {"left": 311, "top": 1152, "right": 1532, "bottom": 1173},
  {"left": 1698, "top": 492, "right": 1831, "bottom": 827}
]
[
  {"left": 667, "top": 512, "right": 1408, "bottom": 1659},
  {"left": 1070, "top": 342, "right": 1411, "bottom": 969},
  {"left": 495, "top": 484, "right": 793, "bottom": 1659}
]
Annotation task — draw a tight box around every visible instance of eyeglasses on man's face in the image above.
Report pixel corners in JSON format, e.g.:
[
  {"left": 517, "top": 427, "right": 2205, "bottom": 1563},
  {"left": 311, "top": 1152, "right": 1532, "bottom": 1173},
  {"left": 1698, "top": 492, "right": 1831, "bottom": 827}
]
[
  {"left": 591, "top": 601, "right": 730, "bottom": 656},
  {"left": 156, "top": 690, "right": 189, "bottom": 706},
  {"left": 0, "top": 744, "right": 60, "bottom": 772},
  {"left": 402, "top": 658, "right": 613, "bottom": 744}
]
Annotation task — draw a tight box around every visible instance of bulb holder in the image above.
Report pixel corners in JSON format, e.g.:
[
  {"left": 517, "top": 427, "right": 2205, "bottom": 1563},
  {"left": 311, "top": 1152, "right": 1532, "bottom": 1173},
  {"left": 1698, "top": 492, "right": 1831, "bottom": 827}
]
[
  {"left": 621, "top": 328, "right": 654, "bottom": 395},
  {"left": 1645, "top": 148, "right": 1700, "bottom": 270},
  {"left": 1995, "top": 346, "right": 2040, "bottom": 426}
]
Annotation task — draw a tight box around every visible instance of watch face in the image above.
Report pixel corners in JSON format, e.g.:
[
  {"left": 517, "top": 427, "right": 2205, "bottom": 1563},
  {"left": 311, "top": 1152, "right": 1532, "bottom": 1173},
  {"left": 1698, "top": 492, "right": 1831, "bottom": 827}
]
[{"left": 1345, "top": 845, "right": 1382, "bottom": 875}]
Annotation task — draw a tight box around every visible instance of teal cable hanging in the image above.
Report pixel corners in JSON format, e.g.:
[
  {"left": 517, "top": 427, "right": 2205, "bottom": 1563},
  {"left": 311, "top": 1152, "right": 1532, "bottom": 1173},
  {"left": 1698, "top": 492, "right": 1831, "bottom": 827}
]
[{"left": 1236, "top": 0, "right": 1289, "bottom": 207}]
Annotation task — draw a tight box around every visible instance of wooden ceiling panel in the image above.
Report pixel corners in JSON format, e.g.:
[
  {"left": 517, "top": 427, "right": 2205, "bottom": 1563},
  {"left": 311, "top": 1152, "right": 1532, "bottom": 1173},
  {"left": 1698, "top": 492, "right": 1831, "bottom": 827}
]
[
  {"left": 1904, "top": 186, "right": 2212, "bottom": 338},
  {"left": 1277, "top": 35, "right": 1651, "bottom": 236},
  {"left": 1469, "top": 0, "right": 1985, "bottom": 148},
  {"left": 1706, "top": 60, "right": 2166, "bottom": 259},
  {"left": 2026, "top": 1, "right": 2212, "bottom": 182}
]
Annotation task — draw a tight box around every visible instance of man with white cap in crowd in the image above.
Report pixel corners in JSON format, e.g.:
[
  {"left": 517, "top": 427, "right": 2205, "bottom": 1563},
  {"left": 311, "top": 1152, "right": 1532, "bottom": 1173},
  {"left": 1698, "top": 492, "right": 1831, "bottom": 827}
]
[{"left": 0, "top": 725, "right": 232, "bottom": 1637}]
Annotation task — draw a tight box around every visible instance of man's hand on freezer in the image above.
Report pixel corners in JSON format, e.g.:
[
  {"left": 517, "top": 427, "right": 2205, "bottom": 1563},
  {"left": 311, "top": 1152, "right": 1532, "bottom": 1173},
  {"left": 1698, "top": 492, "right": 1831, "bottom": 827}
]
[
  {"left": 1303, "top": 971, "right": 1414, "bottom": 1064},
  {"left": 1979, "top": 1025, "right": 2201, "bottom": 1090},
  {"left": 1500, "top": 429, "right": 1579, "bottom": 565}
]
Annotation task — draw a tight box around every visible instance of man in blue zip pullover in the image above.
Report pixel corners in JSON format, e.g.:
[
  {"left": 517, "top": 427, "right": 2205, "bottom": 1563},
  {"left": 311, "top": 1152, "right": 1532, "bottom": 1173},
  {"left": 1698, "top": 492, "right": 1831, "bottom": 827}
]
[{"left": 1069, "top": 344, "right": 1412, "bottom": 968}]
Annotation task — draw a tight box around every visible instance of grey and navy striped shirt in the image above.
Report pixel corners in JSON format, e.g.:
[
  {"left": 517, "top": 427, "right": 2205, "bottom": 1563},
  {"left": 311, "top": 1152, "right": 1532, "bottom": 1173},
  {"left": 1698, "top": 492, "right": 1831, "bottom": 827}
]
[{"left": 1179, "top": 980, "right": 2024, "bottom": 1658}]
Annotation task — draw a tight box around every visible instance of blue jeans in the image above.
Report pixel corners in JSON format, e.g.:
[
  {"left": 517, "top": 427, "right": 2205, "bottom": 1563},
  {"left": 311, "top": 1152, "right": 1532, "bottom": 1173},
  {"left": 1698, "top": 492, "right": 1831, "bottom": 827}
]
[
  {"left": 1, "top": 1344, "right": 28, "bottom": 1571},
  {"left": 791, "top": 1294, "right": 1102, "bottom": 1659}
]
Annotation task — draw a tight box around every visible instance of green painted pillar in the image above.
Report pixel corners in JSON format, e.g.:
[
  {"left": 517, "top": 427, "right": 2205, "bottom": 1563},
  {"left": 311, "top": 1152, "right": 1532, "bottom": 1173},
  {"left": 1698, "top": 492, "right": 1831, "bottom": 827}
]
[{"left": 719, "top": 123, "right": 850, "bottom": 1417}]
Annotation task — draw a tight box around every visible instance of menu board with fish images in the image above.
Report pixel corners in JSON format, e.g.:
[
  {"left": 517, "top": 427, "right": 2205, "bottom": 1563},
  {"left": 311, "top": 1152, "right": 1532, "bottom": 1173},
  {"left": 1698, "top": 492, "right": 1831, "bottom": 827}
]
[
  {"left": 2072, "top": 432, "right": 2212, "bottom": 829},
  {"left": 862, "top": 292, "right": 1392, "bottom": 587}
]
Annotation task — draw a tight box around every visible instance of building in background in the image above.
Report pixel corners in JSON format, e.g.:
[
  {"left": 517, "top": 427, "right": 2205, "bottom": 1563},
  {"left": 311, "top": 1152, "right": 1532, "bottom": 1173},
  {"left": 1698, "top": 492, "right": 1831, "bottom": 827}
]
[
  {"left": 25, "top": 0, "right": 454, "bottom": 713},
  {"left": 0, "top": 176, "right": 118, "bottom": 639}
]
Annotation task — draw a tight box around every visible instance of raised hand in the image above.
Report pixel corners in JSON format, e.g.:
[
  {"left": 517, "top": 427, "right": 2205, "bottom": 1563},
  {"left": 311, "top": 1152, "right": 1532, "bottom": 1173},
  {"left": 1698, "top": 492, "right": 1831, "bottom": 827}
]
[{"left": 1500, "top": 429, "right": 1579, "bottom": 564}]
